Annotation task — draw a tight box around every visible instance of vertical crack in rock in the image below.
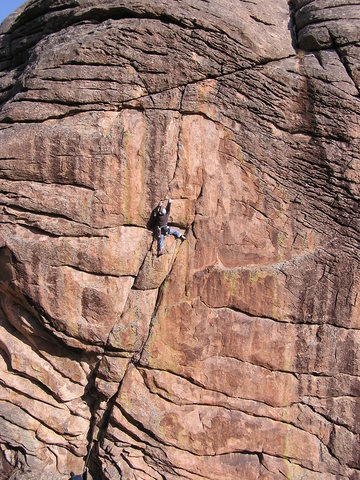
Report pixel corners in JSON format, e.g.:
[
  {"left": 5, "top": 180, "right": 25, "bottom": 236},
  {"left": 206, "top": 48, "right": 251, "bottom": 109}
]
[
  {"left": 135, "top": 245, "right": 182, "bottom": 367},
  {"left": 328, "top": 29, "right": 360, "bottom": 96},
  {"left": 83, "top": 231, "right": 184, "bottom": 476},
  {"left": 288, "top": 1, "right": 299, "bottom": 52},
  {"left": 82, "top": 358, "right": 129, "bottom": 479},
  {"left": 81, "top": 358, "right": 102, "bottom": 478}
]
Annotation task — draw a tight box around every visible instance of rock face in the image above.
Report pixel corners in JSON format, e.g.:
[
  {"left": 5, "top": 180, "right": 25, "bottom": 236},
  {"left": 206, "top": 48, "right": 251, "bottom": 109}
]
[{"left": 0, "top": 0, "right": 360, "bottom": 478}]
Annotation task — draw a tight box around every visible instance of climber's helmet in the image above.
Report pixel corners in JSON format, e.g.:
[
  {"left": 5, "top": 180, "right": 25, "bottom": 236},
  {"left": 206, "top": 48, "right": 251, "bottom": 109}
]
[{"left": 159, "top": 207, "right": 167, "bottom": 216}]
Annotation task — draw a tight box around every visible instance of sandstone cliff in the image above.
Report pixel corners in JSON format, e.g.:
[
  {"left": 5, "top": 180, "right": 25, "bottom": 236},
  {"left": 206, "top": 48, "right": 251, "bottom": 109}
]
[{"left": 0, "top": 1, "right": 360, "bottom": 479}]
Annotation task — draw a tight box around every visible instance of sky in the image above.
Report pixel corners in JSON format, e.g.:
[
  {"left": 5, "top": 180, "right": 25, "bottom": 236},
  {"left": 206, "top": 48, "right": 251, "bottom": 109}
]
[{"left": 0, "top": 0, "right": 26, "bottom": 25}]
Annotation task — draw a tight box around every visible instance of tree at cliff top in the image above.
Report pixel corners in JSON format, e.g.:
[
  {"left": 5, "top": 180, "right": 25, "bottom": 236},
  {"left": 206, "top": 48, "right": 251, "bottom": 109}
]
[{"left": 0, "top": 0, "right": 360, "bottom": 479}]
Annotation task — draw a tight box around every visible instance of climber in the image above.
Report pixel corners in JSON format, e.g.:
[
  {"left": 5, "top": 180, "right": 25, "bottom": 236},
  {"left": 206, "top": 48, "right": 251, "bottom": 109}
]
[{"left": 154, "top": 198, "right": 186, "bottom": 256}]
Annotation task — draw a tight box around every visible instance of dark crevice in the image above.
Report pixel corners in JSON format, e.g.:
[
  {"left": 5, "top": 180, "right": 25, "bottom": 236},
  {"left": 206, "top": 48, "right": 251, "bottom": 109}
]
[
  {"left": 250, "top": 15, "right": 274, "bottom": 27},
  {"left": 288, "top": 1, "right": 299, "bottom": 51},
  {"left": 199, "top": 296, "right": 283, "bottom": 323},
  {"left": 169, "top": 110, "right": 183, "bottom": 186},
  {"left": 81, "top": 358, "right": 103, "bottom": 479},
  {"left": 62, "top": 264, "right": 134, "bottom": 280}
]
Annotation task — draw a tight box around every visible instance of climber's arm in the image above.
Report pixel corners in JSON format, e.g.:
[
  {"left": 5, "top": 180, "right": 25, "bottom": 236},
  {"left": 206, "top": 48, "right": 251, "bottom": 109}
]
[{"left": 166, "top": 198, "right": 172, "bottom": 213}]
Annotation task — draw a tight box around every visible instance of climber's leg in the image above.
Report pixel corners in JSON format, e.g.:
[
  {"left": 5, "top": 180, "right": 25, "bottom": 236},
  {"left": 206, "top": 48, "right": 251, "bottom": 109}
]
[
  {"left": 157, "top": 233, "right": 165, "bottom": 255},
  {"left": 168, "top": 227, "right": 186, "bottom": 241}
]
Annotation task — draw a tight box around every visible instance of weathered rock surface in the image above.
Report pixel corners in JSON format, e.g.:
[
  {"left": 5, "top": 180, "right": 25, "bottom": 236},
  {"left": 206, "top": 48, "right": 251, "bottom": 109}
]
[{"left": 0, "top": 0, "right": 360, "bottom": 479}]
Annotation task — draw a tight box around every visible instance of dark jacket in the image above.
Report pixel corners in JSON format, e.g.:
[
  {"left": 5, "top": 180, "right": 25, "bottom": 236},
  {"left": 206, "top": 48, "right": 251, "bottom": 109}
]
[{"left": 156, "top": 201, "right": 171, "bottom": 229}]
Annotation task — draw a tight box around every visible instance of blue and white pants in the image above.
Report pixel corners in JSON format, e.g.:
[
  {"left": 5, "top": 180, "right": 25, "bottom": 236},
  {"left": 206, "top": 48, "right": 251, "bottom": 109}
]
[{"left": 158, "top": 226, "right": 182, "bottom": 250}]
